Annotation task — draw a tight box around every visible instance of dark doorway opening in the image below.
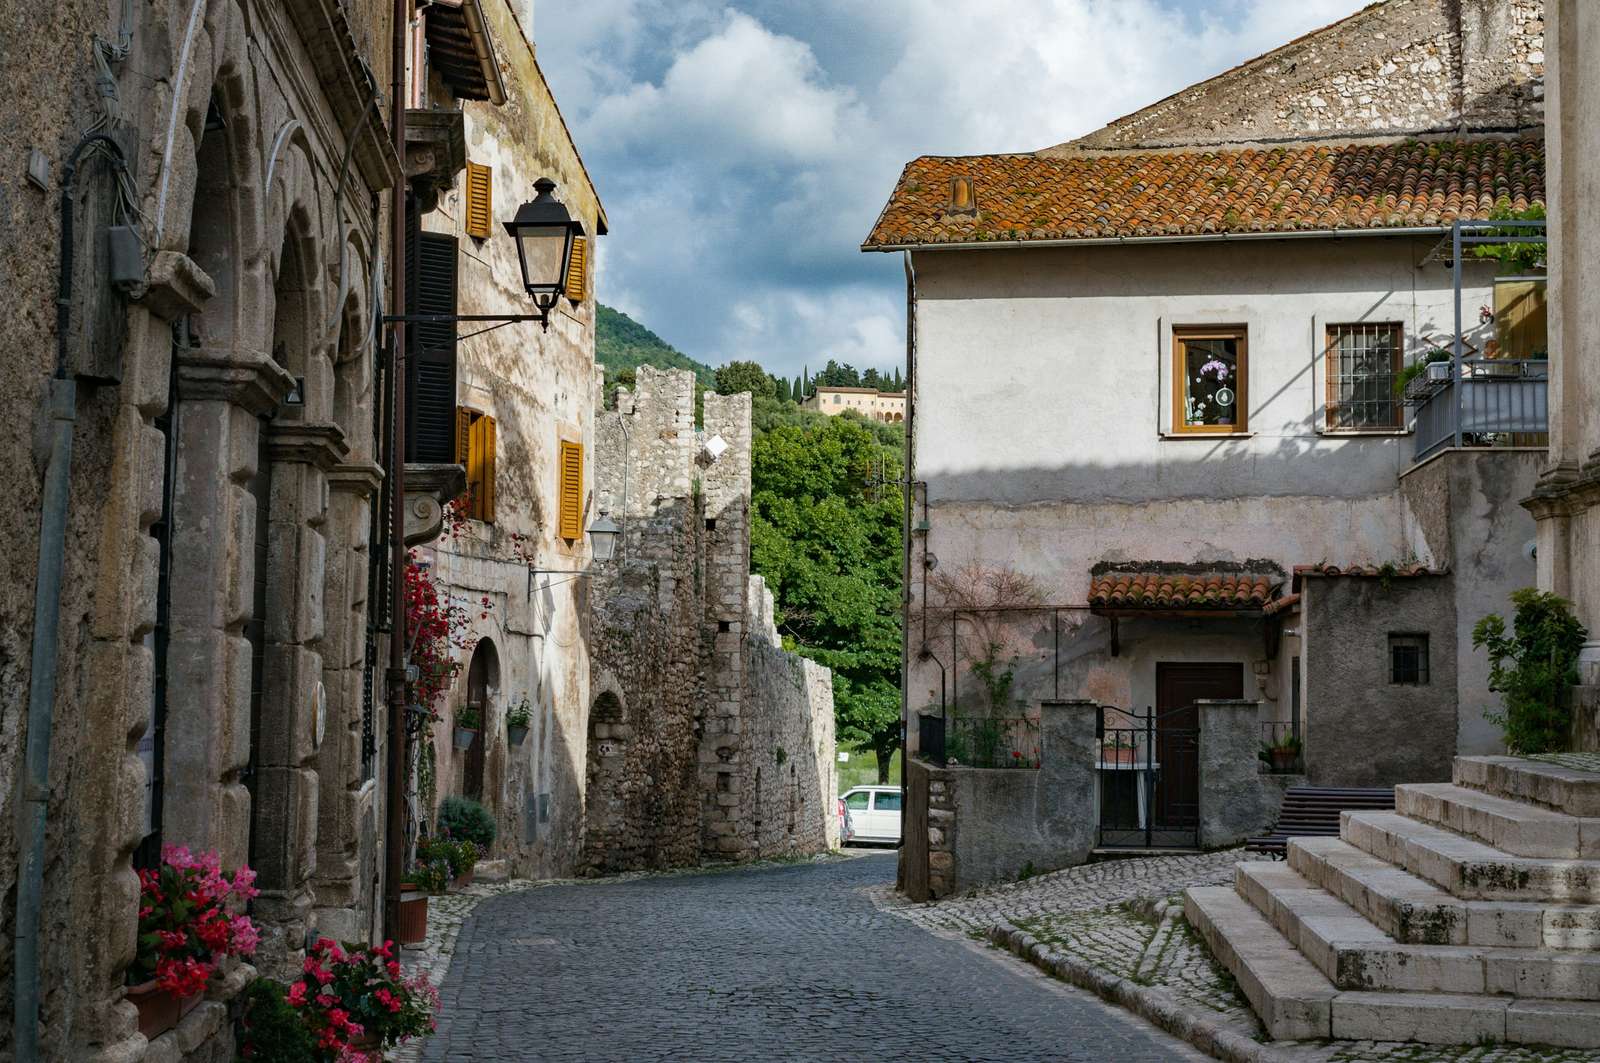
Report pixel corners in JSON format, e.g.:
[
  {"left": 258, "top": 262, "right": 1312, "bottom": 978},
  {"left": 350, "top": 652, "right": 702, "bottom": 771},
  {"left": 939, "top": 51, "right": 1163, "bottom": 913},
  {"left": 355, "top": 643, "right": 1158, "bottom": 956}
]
[{"left": 464, "top": 640, "right": 498, "bottom": 802}]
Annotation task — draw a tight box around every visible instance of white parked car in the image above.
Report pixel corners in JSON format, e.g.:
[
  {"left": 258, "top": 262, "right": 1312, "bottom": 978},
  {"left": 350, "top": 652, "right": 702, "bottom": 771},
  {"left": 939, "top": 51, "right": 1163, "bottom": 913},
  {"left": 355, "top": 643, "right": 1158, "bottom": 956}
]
[{"left": 839, "top": 785, "right": 902, "bottom": 845}]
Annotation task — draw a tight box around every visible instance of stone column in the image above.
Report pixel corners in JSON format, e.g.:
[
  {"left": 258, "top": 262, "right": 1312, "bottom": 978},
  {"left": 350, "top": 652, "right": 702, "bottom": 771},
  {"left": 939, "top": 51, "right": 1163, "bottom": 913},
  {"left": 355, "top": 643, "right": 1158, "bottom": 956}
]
[
  {"left": 251, "top": 422, "right": 348, "bottom": 974},
  {"left": 313, "top": 459, "right": 382, "bottom": 942},
  {"left": 1197, "top": 698, "right": 1264, "bottom": 848},
  {"left": 163, "top": 347, "right": 292, "bottom": 871}
]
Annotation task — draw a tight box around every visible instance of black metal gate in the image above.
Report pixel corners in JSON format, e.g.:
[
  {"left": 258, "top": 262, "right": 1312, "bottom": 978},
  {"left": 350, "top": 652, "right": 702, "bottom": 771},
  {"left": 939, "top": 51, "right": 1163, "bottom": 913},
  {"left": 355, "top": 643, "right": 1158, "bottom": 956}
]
[{"left": 1097, "top": 705, "right": 1201, "bottom": 850}]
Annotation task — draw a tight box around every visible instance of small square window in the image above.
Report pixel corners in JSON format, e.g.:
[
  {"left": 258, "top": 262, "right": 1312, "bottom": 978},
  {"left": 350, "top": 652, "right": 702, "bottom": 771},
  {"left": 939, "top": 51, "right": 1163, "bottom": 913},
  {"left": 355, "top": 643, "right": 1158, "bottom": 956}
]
[{"left": 1389, "top": 634, "right": 1429, "bottom": 685}]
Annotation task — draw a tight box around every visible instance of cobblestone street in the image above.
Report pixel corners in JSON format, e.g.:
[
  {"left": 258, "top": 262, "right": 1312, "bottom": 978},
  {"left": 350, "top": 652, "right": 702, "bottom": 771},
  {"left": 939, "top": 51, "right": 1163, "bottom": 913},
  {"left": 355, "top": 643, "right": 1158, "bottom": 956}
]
[{"left": 417, "top": 853, "right": 1206, "bottom": 1062}]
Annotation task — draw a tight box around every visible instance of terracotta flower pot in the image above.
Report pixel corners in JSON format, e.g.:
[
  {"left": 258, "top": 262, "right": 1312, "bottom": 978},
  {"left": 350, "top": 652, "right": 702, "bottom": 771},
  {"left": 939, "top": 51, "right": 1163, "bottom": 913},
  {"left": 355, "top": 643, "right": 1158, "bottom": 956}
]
[
  {"left": 398, "top": 890, "right": 429, "bottom": 947},
  {"left": 126, "top": 979, "right": 182, "bottom": 1040},
  {"left": 450, "top": 868, "right": 475, "bottom": 891},
  {"left": 1270, "top": 749, "right": 1299, "bottom": 773}
]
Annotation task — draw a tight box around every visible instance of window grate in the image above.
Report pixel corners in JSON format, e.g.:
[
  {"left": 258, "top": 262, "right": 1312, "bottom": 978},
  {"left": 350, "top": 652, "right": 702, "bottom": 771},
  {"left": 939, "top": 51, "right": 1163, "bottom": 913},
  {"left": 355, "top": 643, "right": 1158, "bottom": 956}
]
[
  {"left": 1389, "top": 634, "right": 1430, "bottom": 685},
  {"left": 1327, "top": 323, "right": 1402, "bottom": 430}
]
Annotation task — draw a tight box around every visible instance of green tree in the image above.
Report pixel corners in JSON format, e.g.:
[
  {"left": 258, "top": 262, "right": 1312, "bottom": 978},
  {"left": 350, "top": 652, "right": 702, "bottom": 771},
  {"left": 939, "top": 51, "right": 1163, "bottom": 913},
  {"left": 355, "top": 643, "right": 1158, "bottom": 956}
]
[
  {"left": 815, "top": 359, "right": 861, "bottom": 388},
  {"left": 775, "top": 375, "right": 792, "bottom": 403},
  {"left": 750, "top": 415, "right": 903, "bottom": 781},
  {"left": 862, "top": 367, "right": 882, "bottom": 389},
  {"left": 714, "top": 359, "right": 776, "bottom": 398}
]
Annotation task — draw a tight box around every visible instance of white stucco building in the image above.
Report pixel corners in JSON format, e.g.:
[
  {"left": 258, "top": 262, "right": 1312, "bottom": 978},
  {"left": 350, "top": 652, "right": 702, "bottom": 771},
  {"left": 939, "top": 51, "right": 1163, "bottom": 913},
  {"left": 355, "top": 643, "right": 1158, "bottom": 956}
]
[
  {"left": 866, "top": 0, "right": 1549, "bottom": 814},
  {"left": 802, "top": 385, "right": 906, "bottom": 422}
]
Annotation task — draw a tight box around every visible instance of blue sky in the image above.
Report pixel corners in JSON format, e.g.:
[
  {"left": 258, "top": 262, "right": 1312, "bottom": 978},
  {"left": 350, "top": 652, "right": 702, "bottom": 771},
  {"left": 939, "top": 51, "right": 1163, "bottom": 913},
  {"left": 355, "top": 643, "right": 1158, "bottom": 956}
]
[{"left": 533, "top": 0, "right": 1369, "bottom": 377}]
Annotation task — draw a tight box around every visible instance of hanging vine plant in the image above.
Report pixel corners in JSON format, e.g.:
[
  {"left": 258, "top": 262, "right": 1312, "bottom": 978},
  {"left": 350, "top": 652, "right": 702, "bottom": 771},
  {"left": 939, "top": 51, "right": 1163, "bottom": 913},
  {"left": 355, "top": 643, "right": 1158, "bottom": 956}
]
[{"left": 402, "top": 551, "right": 489, "bottom": 717}]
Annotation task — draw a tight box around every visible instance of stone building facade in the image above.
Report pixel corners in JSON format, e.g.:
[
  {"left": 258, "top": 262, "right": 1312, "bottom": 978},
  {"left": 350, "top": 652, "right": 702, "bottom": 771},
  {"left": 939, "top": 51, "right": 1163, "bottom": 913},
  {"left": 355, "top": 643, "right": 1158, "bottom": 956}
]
[
  {"left": 583, "top": 367, "right": 838, "bottom": 874},
  {"left": 0, "top": 0, "right": 404, "bottom": 1054},
  {"left": 412, "top": 0, "right": 606, "bottom": 880}
]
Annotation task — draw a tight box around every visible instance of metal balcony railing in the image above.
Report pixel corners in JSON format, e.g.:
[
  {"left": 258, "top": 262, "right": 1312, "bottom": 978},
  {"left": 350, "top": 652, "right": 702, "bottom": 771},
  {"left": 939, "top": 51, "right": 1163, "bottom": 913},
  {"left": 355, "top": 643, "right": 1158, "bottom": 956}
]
[{"left": 1413, "top": 359, "right": 1549, "bottom": 462}]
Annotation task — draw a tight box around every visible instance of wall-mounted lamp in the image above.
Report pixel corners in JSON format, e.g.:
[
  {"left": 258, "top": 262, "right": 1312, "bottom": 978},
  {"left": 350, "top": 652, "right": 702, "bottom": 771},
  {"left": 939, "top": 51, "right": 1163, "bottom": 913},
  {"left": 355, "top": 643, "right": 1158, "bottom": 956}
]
[{"left": 527, "top": 515, "right": 623, "bottom": 577}]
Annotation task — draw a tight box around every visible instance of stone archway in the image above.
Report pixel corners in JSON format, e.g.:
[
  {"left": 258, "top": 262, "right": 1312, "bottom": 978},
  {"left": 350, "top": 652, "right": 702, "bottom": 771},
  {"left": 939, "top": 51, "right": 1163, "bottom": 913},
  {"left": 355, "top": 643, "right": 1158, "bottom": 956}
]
[{"left": 464, "top": 639, "right": 500, "bottom": 803}]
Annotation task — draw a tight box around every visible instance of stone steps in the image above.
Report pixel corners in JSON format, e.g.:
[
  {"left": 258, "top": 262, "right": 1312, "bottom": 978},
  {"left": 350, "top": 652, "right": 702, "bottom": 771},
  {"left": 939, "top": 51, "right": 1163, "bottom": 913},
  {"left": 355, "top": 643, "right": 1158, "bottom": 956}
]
[
  {"left": 1396, "top": 781, "right": 1600, "bottom": 859},
  {"left": 1289, "top": 836, "right": 1600, "bottom": 949},
  {"left": 1342, "top": 810, "right": 1600, "bottom": 904},
  {"left": 1455, "top": 755, "right": 1600, "bottom": 816},
  {"left": 1183, "top": 885, "right": 1337, "bottom": 1040},
  {"left": 1186, "top": 884, "right": 1600, "bottom": 1046},
  {"left": 1235, "top": 862, "right": 1600, "bottom": 999}
]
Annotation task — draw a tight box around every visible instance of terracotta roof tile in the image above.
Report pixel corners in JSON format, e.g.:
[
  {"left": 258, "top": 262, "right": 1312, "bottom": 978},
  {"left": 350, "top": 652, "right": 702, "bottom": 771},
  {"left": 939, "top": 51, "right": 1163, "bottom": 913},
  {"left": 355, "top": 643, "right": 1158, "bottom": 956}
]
[
  {"left": 1089, "top": 571, "right": 1279, "bottom": 612},
  {"left": 863, "top": 138, "right": 1543, "bottom": 249}
]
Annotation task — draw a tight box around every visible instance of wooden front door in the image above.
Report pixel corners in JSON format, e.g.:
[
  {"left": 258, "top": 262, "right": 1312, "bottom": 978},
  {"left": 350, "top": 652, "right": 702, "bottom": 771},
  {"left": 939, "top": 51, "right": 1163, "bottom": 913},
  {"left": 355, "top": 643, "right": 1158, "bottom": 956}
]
[
  {"left": 464, "top": 646, "right": 491, "bottom": 801},
  {"left": 1154, "top": 662, "right": 1243, "bottom": 828}
]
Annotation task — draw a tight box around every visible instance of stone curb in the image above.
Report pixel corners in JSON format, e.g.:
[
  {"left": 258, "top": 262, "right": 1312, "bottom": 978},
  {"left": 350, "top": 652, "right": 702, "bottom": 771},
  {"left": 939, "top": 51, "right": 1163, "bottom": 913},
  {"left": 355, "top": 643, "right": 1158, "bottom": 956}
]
[{"left": 987, "top": 920, "right": 1288, "bottom": 1063}]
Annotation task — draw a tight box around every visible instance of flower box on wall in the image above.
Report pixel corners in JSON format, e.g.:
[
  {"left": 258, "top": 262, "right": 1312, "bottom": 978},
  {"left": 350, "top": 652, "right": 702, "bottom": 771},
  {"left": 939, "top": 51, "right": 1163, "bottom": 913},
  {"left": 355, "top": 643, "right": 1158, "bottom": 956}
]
[
  {"left": 507, "top": 722, "right": 529, "bottom": 746},
  {"left": 126, "top": 980, "right": 201, "bottom": 1040},
  {"left": 452, "top": 726, "right": 478, "bottom": 752}
]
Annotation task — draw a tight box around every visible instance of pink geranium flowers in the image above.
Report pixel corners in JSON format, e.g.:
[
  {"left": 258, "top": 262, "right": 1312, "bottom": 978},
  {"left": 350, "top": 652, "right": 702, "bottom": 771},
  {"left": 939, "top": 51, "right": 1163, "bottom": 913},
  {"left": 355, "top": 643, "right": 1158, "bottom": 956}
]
[
  {"left": 133, "top": 845, "right": 260, "bottom": 997},
  {"left": 284, "top": 938, "right": 439, "bottom": 1061}
]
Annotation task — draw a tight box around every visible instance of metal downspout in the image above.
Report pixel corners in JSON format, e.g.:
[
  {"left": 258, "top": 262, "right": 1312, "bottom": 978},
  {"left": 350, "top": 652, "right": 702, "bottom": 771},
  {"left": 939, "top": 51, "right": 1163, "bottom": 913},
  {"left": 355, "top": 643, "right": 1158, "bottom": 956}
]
[
  {"left": 15, "top": 130, "right": 125, "bottom": 1063},
  {"left": 898, "top": 250, "right": 916, "bottom": 881},
  {"left": 382, "top": 0, "right": 410, "bottom": 944}
]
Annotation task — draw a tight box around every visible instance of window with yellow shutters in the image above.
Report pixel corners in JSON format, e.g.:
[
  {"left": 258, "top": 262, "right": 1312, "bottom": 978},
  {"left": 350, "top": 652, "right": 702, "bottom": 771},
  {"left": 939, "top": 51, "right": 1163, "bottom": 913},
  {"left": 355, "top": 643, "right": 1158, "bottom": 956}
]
[
  {"left": 464, "top": 161, "right": 492, "bottom": 240},
  {"left": 564, "top": 236, "right": 587, "bottom": 304},
  {"left": 558, "top": 440, "right": 583, "bottom": 540}
]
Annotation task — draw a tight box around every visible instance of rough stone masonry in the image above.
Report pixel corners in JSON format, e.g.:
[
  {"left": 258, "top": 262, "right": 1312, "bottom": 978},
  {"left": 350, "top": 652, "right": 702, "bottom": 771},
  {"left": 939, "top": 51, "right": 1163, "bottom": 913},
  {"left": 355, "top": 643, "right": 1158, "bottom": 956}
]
[{"left": 583, "top": 366, "right": 838, "bottom": 874}]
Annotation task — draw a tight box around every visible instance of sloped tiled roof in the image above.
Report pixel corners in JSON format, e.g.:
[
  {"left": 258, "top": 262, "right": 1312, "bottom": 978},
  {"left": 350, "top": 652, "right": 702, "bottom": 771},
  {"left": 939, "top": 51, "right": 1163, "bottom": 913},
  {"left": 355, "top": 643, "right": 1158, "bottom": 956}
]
[
  {"left": 1089, "top": 571, "right": 1279, "bottom": 613},
  {"left": 862, "top": 137, "right": 1543, "bottom": 249}
]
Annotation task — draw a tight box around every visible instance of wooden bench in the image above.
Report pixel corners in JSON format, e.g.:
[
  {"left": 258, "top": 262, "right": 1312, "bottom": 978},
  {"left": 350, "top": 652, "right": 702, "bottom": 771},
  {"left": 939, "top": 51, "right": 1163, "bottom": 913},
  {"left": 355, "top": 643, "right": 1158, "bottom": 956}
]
[{"left": 1245, "top": 786, "right": 1395, "bottom": 858}]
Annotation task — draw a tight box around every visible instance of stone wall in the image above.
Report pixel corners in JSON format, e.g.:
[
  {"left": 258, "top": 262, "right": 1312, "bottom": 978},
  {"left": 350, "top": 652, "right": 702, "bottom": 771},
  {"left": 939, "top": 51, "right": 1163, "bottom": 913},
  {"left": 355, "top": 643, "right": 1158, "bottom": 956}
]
[
  {"left": 585, "top": 367, "right": 837, "bottom": 872},
  {"left": 743, "top": 577, "right": 839, "bottom": 858},
  {"left": 1197, "top": 700, "right": 1300, "bottom": 848},
  {"left": 1057, "top": 0, "right": 1544, "bottom": 152},
  {"left": 1302, "top": 573, "right": 1461, "bottom": 787}
]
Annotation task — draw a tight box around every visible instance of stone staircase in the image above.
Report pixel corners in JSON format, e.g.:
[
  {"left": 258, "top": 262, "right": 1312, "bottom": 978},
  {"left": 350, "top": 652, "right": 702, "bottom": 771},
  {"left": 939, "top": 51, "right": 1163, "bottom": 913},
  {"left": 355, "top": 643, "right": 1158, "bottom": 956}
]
[{"left": 1185, "top": 755, "right": 1600, "bottom": 1047}]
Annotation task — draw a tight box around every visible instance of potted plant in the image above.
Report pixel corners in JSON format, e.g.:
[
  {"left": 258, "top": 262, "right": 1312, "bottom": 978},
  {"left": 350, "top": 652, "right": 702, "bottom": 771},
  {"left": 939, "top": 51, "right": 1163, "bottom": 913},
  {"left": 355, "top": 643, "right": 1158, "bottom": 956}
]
[
  {"left": 453, "top": 706, "right": 481, "bottom": 751},
  {"left": 437, "top": 795, "right": 497, "bottom": 852},
  {"left": 285, "top": 937, "right": 439, "bottom": 1060},
  {"left": 1257, "top": 733, "right": 1302, "bottom": 774},
  {"left": 1100, "top": 732, "right": 1137, "bottom": 767},
  {"left": 397, "top": 873, "right": 431, "bottom": 947},
  {"left": 416, "top": 834, "right": 479, "bottom": 891},
  {"left": 129, "top": 846, "right": 260, "bottom": 1040},
  {"left": 507, "top": 695, "right": 532, "bottom": 746}
]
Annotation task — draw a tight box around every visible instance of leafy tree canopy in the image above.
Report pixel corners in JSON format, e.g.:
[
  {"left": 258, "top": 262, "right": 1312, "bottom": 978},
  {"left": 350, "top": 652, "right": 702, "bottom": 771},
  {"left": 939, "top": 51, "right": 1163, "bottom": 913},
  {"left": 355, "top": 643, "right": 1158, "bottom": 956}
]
[
  {"left": 714, "top": 360, "right": 776, "bottom": 398},
  {"left": 751, "top": 414, "right": 904, "bottom": 779}
]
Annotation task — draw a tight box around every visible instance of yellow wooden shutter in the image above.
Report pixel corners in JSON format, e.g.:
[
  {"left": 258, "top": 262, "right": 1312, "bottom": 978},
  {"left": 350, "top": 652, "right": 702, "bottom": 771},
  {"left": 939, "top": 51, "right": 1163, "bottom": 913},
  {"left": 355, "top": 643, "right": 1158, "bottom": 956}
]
[
  {"left": 558, "top": 440, "right": 583, "bottom": 540},
  {"left": 465, "top": 415, "right": 484, "bottom": 520},
  {"left": 564, "top": 236, "right": 587, "bottom": 303},
  {"left": 455, "top": 406, "right": 473, "bottom": 465},
  {"left": 464, "top": 162, "right": 492, "bottom": 240},
  {"left": 478, "top": 415, "right": 496, "bottom": 523}
]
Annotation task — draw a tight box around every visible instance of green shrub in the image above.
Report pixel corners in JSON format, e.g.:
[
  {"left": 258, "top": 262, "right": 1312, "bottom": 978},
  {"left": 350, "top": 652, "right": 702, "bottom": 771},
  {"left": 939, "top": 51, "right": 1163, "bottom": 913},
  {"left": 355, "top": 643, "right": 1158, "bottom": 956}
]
[
  {"left": 1473, "top": 589, "right": 1589, "bottom": 753},
  {"left": 234, "top": 978, "right": 315, "bottom": 1062},
  {"left": 437, "top": 795, "right": 496, "bottom": 848}
]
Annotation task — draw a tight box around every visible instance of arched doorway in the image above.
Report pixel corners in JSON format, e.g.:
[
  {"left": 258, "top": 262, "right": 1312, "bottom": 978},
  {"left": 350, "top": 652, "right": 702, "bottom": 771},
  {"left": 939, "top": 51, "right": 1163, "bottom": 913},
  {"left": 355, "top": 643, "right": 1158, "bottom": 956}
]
[{"left": 464, "top": 639, "right": 499, "bottom": 802}]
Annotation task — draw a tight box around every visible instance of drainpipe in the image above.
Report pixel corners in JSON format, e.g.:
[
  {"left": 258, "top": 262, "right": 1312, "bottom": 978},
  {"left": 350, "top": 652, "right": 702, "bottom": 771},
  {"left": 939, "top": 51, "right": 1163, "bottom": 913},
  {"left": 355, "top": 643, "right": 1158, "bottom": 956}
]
[
  {"left": 383, "top": 0, "right": 410, "bottom": 943},
  {"left": 14, "top": 131, "right": 126, "bottom": 1063},
  {"left": 897, "top": 251, "right": 916, "bottom": 881}
]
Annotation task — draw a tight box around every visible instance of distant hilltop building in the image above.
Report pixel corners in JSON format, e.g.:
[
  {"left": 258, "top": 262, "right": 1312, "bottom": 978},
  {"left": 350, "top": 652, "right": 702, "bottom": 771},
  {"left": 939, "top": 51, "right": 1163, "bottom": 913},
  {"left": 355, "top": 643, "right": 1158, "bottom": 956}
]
[{"left": 803, "top": 386, "right": 906, "bottom": 423}]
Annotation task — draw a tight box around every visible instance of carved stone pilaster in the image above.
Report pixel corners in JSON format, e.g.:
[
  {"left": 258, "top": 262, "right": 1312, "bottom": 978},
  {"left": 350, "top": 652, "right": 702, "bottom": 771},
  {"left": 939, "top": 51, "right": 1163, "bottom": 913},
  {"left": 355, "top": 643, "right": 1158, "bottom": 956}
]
[
  {"left": 176, "top": 346, "right": 296, "bottom": 416},
  {"left": 403, "top": 462, "right": 466, "bottom": 545},
  {"left": 405, "top": 109, "right": 466, "bottom": 215}
]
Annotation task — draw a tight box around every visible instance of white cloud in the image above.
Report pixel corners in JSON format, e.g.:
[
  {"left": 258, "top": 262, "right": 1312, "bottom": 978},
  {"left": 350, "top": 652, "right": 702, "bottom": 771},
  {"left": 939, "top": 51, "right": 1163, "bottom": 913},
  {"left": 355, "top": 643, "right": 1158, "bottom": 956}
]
[{"left": 534, "top": 1, "right": 1371, "bottom": 376}]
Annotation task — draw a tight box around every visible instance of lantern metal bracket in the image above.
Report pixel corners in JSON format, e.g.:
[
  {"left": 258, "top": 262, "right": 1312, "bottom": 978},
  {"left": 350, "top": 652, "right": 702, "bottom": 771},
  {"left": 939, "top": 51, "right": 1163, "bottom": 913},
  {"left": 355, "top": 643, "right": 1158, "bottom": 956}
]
[{"left": 383, "top": 295, "right": 561, "bottom": 337}]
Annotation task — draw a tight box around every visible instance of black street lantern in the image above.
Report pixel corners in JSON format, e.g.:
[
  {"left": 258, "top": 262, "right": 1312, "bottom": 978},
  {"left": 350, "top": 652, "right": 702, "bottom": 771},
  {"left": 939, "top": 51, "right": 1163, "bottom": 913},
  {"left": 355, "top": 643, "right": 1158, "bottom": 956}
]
[{"left": 505, "top": 177, "right": 586, "bottom": 328}]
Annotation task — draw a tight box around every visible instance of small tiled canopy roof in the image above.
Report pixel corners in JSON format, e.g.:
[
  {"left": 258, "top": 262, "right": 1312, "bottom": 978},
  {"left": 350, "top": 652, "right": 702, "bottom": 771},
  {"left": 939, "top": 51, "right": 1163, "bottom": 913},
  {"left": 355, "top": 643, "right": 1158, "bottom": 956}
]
[
  {"left": 1089, "top": 571, "right": 1279, "bottom": 613},
  {"left": 862, "top": 137, "right": 1543, "bottom": 249}
]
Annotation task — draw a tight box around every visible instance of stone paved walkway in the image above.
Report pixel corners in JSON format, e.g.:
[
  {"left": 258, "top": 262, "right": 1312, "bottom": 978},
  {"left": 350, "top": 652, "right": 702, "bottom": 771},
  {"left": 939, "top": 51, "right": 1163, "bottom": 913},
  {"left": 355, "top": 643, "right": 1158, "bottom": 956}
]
[
  {"left": 879, "top": 850, "right": 1597, "bottom": 1063},
  {"left": 413, "top": 852, "right": 1207, "bottom": 1062}
]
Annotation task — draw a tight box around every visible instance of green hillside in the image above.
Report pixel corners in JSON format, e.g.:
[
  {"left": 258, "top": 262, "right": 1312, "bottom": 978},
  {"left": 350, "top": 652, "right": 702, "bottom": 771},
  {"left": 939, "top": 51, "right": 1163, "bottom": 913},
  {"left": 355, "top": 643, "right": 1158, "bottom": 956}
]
[{"left": 596, "top": 304, "right": 716, "bottom": 390}]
